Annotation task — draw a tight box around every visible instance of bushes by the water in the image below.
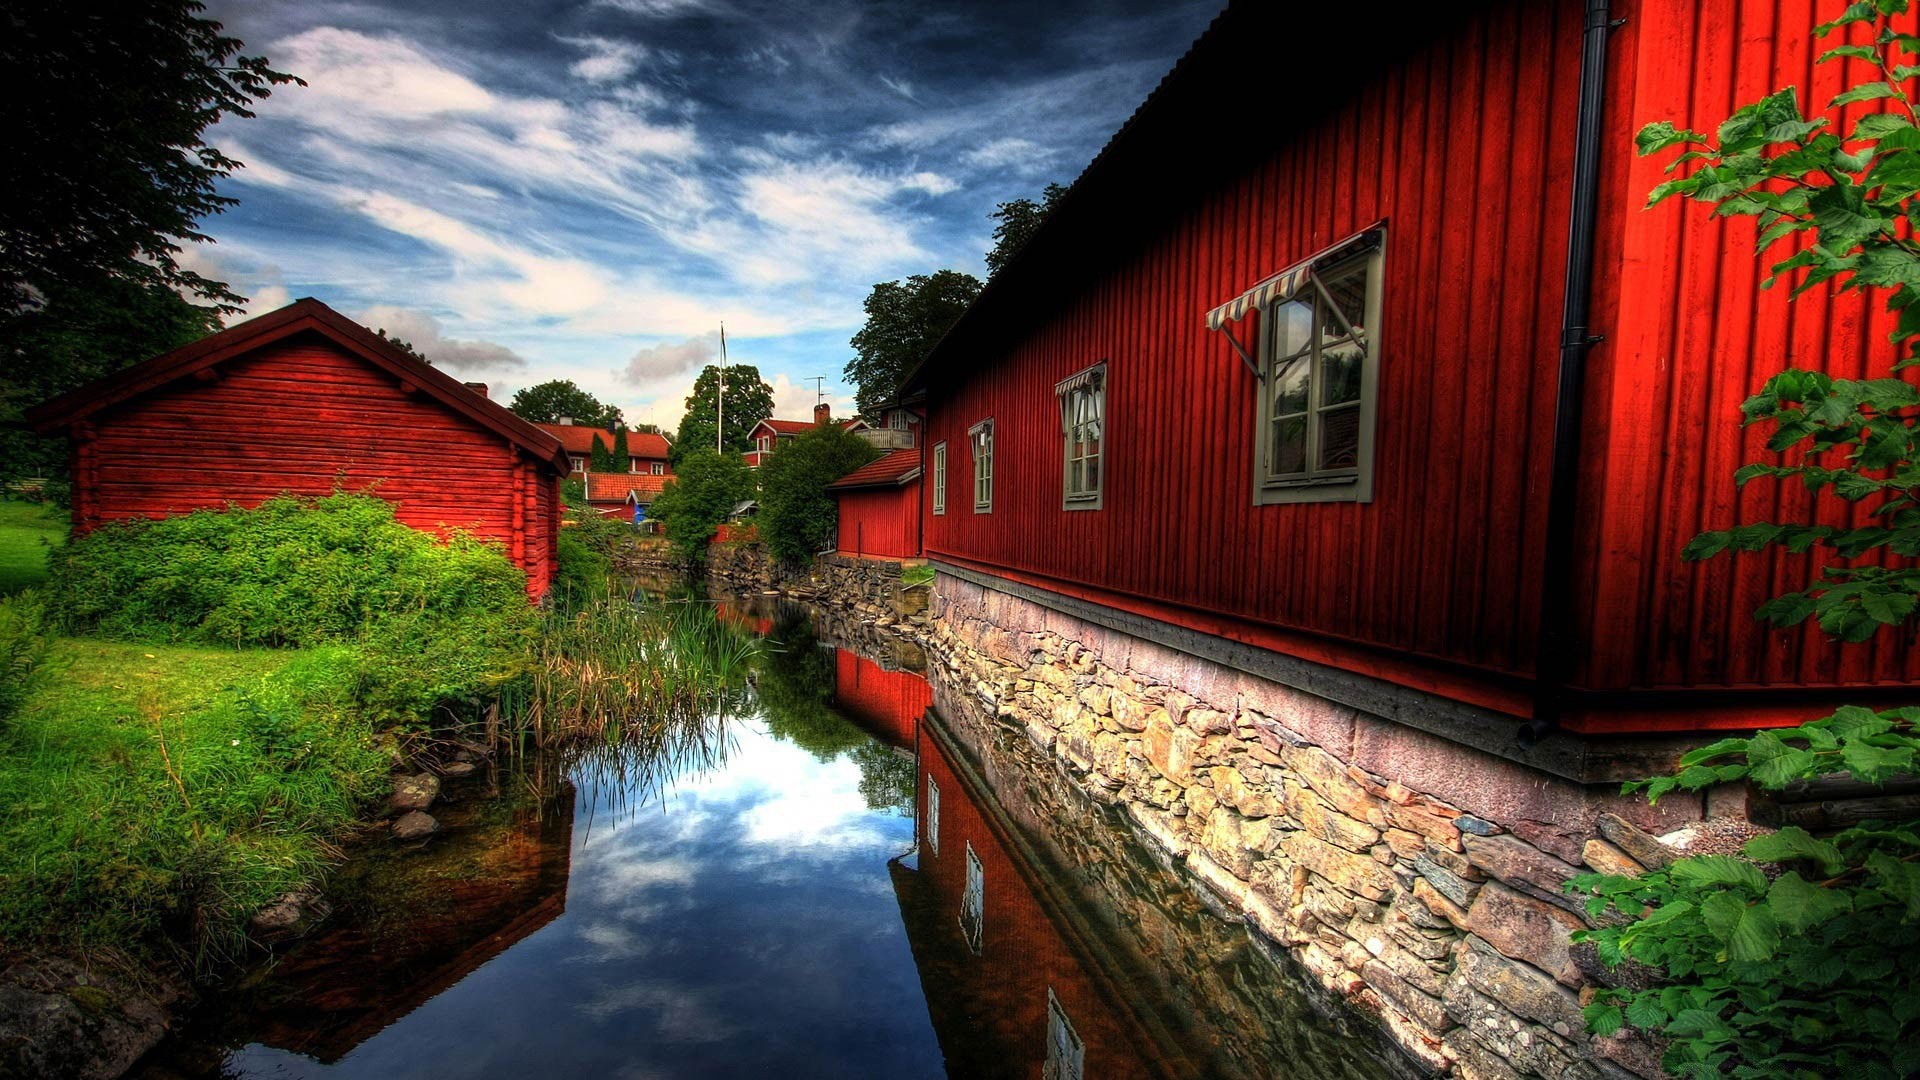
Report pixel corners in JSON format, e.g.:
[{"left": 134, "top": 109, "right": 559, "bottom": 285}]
[{"left": 48, "top": 493, "right": 530, "bottom": 648}]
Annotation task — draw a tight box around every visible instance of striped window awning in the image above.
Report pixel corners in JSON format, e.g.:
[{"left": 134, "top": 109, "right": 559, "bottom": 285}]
[
  {"left": 1203, "top": 228, "right": 1380, "bottom": 331},
  {"left": 1054, "top": 363, "right": 1106, "bottom": 397}
]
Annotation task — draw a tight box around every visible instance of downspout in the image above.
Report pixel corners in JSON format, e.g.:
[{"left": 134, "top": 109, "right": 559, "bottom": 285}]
[{"left": 1527, "top": 0, "right": 1618, "bottom": 749}]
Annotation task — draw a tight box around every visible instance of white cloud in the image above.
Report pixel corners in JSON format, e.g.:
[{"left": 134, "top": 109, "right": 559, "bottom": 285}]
[
  {"left": 355, "top": 304, "right": 529, "bottom": 372},
  {"left": 592, "top": 0, "right": 713, "bottom": 15},
  {"left": 878, "top": 75, "right": 916, "bottom": 101},
  {"left": 766, "top": 374, "right": 852, "bottom": 423},
  {"left": 961, "top": 137, "right": 1049, "bottom": 170},
  {"left": 560, "top": 35, "right": 648, "bottom": 83}
]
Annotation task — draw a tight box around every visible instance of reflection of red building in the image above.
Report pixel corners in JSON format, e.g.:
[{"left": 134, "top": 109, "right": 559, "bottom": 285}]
[
  {"left": 891, "top": 718, "right": 1168, "bottom": 1080},
  {"left": 714, "top": 597, "right": 774, "bottom": 637},
  {"left": 831, "top": 648, "right": 930, "bottom": 749}
]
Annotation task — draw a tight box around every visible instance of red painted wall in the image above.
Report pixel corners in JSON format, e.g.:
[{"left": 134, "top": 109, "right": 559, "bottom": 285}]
[
  {"left": 904, "top": 724, "right": 1158, "bottom": 1080},
  {"left": 74, "top": 336, "right": 561, "bottom": 597},
  {"left": 834, "top": 485, "right": 920, "bottom": 560},
  {"left": 919, "top": 0, "right": 1920, "bottom": 726},
  {"left": 832, "top": 649, "right": 930, "bottom": 747}
]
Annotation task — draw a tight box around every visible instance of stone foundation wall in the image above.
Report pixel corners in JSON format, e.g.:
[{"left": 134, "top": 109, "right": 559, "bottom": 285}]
[
  {"left": 708, "top": 543, "right": 931, "bottom": 636},
  {"left": 927, "top": 571, "right": 1712, "bottom": 1080}
]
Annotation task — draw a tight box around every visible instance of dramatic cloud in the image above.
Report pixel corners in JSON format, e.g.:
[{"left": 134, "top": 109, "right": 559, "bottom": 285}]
[
  {"left": 357, "top": 304, "right": 529, "bottom": 372},
  {"left": 623, "top": 334, "right": 717, "bottom": 382},
  {"left": 199, "top": 0, "right": 1219, "bottom": 430}
]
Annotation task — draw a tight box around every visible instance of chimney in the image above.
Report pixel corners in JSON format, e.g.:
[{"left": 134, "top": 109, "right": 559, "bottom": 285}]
[
  {"left": 463, "top": 382, "right": 489, "bottom": 399},
  {"left": 558, "top": 416, "right": 574, "bottom": 426},
  {"left": 813, "top": 402, "right": 831, "bottom": 426}
]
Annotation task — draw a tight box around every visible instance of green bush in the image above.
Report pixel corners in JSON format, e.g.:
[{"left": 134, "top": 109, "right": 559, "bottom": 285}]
[
  {"left": 757, "top": 424, "right": 879, "bottom": 567},
  {"left": 647, "top": 451, "right": 751, "bottom": 565},
  {"left": 47, "top": 492, "right": 529, "bottom": 648}
]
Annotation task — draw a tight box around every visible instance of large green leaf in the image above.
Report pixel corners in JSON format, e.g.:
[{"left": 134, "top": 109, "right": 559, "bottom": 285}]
[
  {"left": 1673, "top": 855, "right": 1770, "bottom": 893},
  {"left": 1701, "top": 891, "right": 1782, "bottom": 961},
  {"left": 1767, "top": 871, "right": 1855, "bottom": 932},
  {"left": 1745, "top": 827, "right": 1847, "bottom": 876}
]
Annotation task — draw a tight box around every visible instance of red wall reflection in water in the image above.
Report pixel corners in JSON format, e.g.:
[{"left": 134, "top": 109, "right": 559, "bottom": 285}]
[{"left": 832, "top": 648, "right": 931, "bottom": 749}]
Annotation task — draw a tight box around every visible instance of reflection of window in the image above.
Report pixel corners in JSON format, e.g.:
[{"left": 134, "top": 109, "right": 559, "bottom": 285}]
[
  {"left": 970, "top": 419, "right": 993, "bottom": 513},
  {"left": 1056, "top": 364, "right": 1105, "bottom": 510},
  {"left": 932, "top": 443, "right": 947, "bottom": 515},
  {"left": 1044, "top": 988, "right": 1086, "bottom": 1080},
  {"left": 961, "top": 842, "right": 984, "bottom": 954},
  {"left": 926, "top": 776, "right": 940, "bottom": 855},
  {"left": 1256, "top": 236, "right": 1383, "bottom": 504}
]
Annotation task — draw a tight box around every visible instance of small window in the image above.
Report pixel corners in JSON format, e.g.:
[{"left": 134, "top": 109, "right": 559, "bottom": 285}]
[
  {"left": 629, "top": 457, "right": 640, "bottom": 473},
  {"left": 1256, "top": 236, "right": 1383, "bottom": 504},
  {"left": 932, "top": 443, "right": 947, "bottom": 515},
  {"left": 1056, "top": 364, "right": 1105, "bottom": 510},
  {"left": 569, "top": 455, "right": 585, "bottom": 474},
  {"left": 758, "top": 435, "right": 771, "bottom": 452},
  {"left": 651, "top": 461, "right": 664, "bottom": 475},
  {"left": 888, "top": 409, "right": 908, "bottom": 431},
  {"left": 925, "top": 775, "right": 940, "bottom": 855},
  {"left": 961, "top": 841, "right": 984, "bottom": 954},
  {"left": 970, "top": 419, "right": 993, "bottom": 513},
  {"left": 1045, "top": 989, "right": 1086, "bottom": 1080}
]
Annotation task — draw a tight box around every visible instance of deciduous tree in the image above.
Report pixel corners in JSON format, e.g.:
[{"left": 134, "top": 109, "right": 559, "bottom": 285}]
[
  {"left": 757, "top": 424, "right": 880, "bottom": 568},
  {"left": 645, "top": 450, "right": 751, "bottom": 563},
  {"left": 845, "top": 271, "right": 981, "bottom": 419},
  {"left": 985, "top": 182, "right": 1067, "bottom": 278},
  {"left": 674, "top": 364, "right": 774, "bottom": 461},
  {"left": 508, "top": 379, "right": 624, "bottom": 429}
]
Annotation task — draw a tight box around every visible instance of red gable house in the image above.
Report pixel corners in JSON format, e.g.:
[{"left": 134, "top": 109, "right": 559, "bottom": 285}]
[
  {"left": 535, "top": 421, "right": 672, "bottom": 478},
  {"left": 826, "top": 448, "right": 922, "bottom": 561},
  {"left": 582, "top": 471, "right": 671, "bottom": 523},
  {"left": 742, "top": 417, "right": 816, "bottom": 468},
  {"left": 26, "top": 298, "right": 569, "bottom": 598},
  {"left": 905, "top": 0, "right": 1920, "bottom": 741}
]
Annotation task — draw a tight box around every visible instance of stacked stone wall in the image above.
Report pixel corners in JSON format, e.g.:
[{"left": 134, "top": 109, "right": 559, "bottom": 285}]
[
  {"left": 707, "top": 543, "right": 931, "bottom": 637},
  {"left": 928, "top": 572, "right": 1711, "bottom": 1079}
]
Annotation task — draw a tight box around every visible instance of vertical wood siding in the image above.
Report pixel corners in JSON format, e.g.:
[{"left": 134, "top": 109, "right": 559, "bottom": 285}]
[
  {"left": 835, "top": 486, "right": 921, "bottom": 560},
  {"left": 831, "top": 647, "right": 931, "bottom": 746},
  {"left": 924, "top": 0, "right": 1579, "bottom": 690},
  {"left": 83, "top": 337, "right": 560, "bottom": 596},
  {"left": 1585, "top": 0, "right": 1920, "bottom": 692}
]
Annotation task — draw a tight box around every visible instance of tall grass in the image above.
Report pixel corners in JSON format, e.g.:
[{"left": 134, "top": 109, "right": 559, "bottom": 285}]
[{"left": 508, "top": 594, "right": 758, "bottom": 746}]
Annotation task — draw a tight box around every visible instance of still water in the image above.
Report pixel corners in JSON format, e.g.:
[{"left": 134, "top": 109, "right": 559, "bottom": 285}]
[{"left": 137, "top": 599, "right": 1396, "bottom": 1080}]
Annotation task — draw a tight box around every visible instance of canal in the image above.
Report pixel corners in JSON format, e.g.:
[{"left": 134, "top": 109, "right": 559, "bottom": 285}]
[{"left": 134, "top": 596, "right": 1400, "bottom": 1079}]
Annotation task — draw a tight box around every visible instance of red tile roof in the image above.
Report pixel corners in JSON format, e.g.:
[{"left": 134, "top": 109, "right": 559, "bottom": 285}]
[
  {"left": 826, "top": 448, "right": 922, "bottom": 491},
  {"left": 755, "top": 418, "right": 816, "bottom": 436},
  {"left": 584, "top": 472, "right": 671, "bottom": 502},
  {"left": 536, "top": 424, "right": 672, "bottom": 460}
]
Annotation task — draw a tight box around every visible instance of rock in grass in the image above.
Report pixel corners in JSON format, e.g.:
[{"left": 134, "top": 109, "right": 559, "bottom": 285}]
[
  {"left": 439, "top": 761, "right": 478, "bottom": 779},
  {"left": 250, "top": 889, "right": 332, "bottom": 942},
  {"left": 0, "top": 951, "right": 180, "bottom": 1080},
  {"left": 392, "top": 811, "right": 440, "bottom": 841},
  {"left": 389, "top": 773, "right": 440, "bottom": 813}
]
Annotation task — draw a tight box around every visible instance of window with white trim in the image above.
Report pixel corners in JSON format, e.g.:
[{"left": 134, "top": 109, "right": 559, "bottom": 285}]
[
  {"left": 925, "top": 775, "right": 940, "bottom": 855},
  {"left": 1255, "top": 237, "right": 1383, "bottom": 504},
  {"left": 961, "top": 841, "right": 984, "bottom": 954},
  {"left": 569, "top": 455, "right": 586, "bottom": 474},
  {"left": 932, "top": 442, "right": 947, "bottom": 515},
  {"left": 1056, "top": 364, "right": 1105, "bottom": 510},
  {"left": 970, "top": 419, "right": 993, "bottom": 512},
  {"left": 1044, "top": 988, "right": 1086, "bottom": 1080},
  {"left": 651, "top": 461, "right": 664, "bottom": 475}
]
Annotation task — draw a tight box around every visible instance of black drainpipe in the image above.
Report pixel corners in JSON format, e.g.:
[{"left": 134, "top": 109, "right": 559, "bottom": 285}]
[{"left": 1526, "top": 0, "right": 1618, "bottom": 749}]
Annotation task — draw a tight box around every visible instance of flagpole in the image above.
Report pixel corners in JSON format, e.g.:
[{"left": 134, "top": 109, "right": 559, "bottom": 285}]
[{"left": 717, "top": 322, "right": 727, "bottom": 454}]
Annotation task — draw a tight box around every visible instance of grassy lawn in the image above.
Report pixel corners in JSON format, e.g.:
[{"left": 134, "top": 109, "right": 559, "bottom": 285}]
[
  {"left": 0, "top": 637, "right": 389, "bottom": 965},
  {"left": 0, "top": 500, "right": 65, "bottom": 595}
]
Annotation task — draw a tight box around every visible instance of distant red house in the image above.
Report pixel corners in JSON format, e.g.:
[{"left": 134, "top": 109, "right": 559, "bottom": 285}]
[
  {"left": 534, "top": 421, "right": 671, "bottom": 477},
  {"left": 582, "top": 471, "right": 670, "bottom": 523},
  {"left": 826, "top": 448, "right": 922, "bottom": 560},
  {"left": 26, "top": 298, "right": 570, "bottom": 598}
]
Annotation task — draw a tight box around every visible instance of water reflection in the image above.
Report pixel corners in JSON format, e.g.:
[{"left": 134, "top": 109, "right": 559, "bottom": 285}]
[{"left": 138, "top": 596, "right": 1392, "bottom": 1080}]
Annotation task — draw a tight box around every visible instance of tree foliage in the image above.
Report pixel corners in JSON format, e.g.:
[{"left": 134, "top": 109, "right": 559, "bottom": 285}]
[
  {"left": 589, "top": 434, "right": 616, "bottom": 473},
  {"left": 1, "top": 1, "right": 302, "bottom": 314},
  {"left": 845, "top": 270, "right": 982, "bottom": 419},
  {"left": 611, "top": 427, "right": 631, "bottom": 471},
  {"left": 673, "top": 364, "right": 774, "bottom": 461},
  {"left": 985, "top": 182, "right": 1067, "bottom": 278},
  {"left": 757, "top": 424, "right": 881, "bottom": 568},
  {"left": 374, "top": 328, "right": 428, "bottom": 363},
  {"left": 1577, "top": 7, "right": 1920, "bottom": 1074},
  {"left": 507, "top": 379, "right": 624, "bottom": 429},
  {"left": 645, "top": 450, "right": 750, "bottom": 564}
]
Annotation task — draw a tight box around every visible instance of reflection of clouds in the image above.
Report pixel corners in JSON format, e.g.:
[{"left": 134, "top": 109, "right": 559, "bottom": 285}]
[{"left": 577, "top": 980, "right": 739, "bottom": 1043}]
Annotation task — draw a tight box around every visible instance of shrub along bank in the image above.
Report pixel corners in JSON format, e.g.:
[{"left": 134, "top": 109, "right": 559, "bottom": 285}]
[{"left": 1, "top": 494, "right": 537, "bottom": 974}]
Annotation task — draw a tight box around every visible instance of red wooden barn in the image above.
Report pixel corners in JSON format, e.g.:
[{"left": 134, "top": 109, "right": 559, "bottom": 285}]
[
  {"left": 826, "top": 448, "right": 923, "bottom": 561},
  {"left": 905, "top": 0, "right": 1920, "bottom": 737},
  {"left": 27, "top": 298, "right": 570, "bottom": 598}
]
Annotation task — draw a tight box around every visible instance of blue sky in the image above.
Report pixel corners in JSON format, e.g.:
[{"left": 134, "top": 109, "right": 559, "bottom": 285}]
[{"left": 194, "top": 0, "right": 1220, "bottom": 430}]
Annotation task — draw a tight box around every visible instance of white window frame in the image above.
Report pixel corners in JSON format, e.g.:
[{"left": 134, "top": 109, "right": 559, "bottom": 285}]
[
  {"left": 925, "top": 775, "right": 940, "bottom": 855},
  {"left": 569, "top": 455, "right": 586, "bottom": 474},
  {"left": 1056, "top": 363, "right": 1106, "bottom": 511},
  {"left": 651, "top": 461, "right": 664, "bottom": 475},
  {"left": 969, "top": 419, "right": 993, "bottom": 513},
  {"left": 1044, "top": 988, "right": 1086, "bottom": 1080},
  {"left": 932, "top": 442, "right": 947, "bottom": 515},
  {"left": 960, "top": 841, "right": 984, "bottom": 954},
  {"left": 1254, "top": 234, "right": 1384, "bottom": 505}
]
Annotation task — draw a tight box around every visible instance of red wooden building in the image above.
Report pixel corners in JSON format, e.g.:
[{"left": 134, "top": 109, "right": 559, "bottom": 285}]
[
  {"left": 534, "top": 421, "right": 671, "bottom": 478},
  {"left": 905, "top": 0, "right": 1920, "bottom": 737},
  {"left": 27, "top": 298, "right": 569, "bottom": 598},
  {"left": 827, "top": 448, "right": 923, "bottom": 561},
  {"left": 582, "top": 471, "right": 670, "bottom": 523}
]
